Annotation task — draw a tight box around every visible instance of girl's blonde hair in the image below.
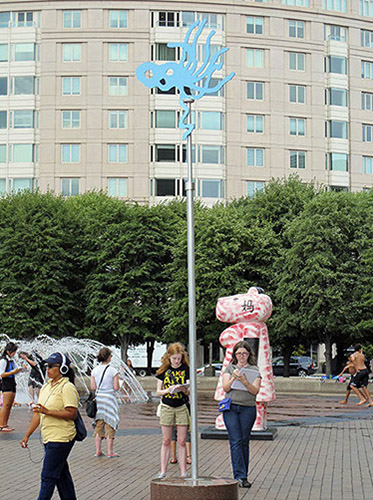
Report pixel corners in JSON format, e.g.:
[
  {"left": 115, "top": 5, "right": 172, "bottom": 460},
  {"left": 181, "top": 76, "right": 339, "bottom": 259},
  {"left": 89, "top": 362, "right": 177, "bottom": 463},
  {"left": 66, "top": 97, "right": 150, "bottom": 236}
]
[{"left": 156, "top": 342, "right": 189, "bottom": 375}]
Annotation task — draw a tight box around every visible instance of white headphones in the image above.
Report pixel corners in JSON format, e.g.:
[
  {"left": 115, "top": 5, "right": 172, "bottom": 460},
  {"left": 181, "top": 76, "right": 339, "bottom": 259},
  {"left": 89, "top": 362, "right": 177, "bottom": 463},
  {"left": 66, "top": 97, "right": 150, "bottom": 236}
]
[{"left": 58, "top": 352, "right": 69, "bottom": 375}]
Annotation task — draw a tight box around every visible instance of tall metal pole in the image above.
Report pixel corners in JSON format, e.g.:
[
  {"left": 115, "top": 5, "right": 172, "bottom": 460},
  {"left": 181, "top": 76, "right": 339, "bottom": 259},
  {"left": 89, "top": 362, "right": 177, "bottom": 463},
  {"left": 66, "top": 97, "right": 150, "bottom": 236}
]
[{"left": 184, "top": 98, "right": 198, "bottom": 480}]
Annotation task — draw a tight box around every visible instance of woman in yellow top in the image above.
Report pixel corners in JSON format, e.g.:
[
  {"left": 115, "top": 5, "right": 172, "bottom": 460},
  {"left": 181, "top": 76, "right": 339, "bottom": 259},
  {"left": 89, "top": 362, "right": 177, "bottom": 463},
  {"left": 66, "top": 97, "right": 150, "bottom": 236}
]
[{"left": 21, "top": 352, "right": 79, "bottom": 500}]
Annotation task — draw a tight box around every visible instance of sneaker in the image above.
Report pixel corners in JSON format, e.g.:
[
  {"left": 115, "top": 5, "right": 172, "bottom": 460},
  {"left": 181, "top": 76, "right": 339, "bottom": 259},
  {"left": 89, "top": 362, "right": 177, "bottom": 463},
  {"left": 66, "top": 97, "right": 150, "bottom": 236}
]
[
  {"left": 156, "top": 472, "right": 166, "bottom": 479},
  {"left": 237, "top": 478, "right": 252, "bottom": 488}
]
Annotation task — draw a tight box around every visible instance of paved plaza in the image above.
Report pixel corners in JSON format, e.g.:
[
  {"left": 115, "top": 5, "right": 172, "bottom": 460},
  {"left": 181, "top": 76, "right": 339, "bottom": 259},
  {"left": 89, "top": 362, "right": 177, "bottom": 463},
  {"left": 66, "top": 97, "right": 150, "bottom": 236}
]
[{"left": 1, "top": 396, "right": 373, "bottom": 500}]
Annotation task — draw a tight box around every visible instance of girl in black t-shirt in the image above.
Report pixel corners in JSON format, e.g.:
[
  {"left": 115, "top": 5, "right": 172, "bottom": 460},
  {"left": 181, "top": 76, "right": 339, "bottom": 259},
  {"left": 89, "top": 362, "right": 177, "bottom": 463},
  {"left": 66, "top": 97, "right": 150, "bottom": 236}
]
[{"left": 156, "top": 343, "right": 190, "bottom": 479}]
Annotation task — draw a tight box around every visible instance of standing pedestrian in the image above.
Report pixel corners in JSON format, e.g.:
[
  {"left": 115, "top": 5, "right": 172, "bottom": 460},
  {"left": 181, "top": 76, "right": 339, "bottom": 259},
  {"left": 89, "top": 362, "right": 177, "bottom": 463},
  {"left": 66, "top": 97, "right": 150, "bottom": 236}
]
[
  {"left": 90, "top": 347, "right": 120, "bottom": 458},
  {"left": 350, "top": 345, "right": 373, "bottom": 407},
  {"left": 0, "top": 342, "right": 26, "bottom": 432},
  {"left": 221, "top": 341, "right": 261, "bottom": 488},
  {"left": 155, "top": 342, "right": 190, "bottom": 479}
]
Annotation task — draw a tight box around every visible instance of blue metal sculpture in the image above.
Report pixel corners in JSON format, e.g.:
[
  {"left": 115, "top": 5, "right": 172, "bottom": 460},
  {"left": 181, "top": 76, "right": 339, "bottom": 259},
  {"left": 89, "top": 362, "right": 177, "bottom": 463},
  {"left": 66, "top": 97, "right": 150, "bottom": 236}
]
[{"left": 136, "top": 20, "right": 235, "bottom": 139}]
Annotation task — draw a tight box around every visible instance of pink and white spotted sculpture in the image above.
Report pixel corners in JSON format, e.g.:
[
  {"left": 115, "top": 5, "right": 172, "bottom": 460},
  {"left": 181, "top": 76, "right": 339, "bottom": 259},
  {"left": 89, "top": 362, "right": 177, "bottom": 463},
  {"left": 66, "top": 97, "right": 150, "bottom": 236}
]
[{"left": 214, "top": 287, "right": 275, "bottom": 431}]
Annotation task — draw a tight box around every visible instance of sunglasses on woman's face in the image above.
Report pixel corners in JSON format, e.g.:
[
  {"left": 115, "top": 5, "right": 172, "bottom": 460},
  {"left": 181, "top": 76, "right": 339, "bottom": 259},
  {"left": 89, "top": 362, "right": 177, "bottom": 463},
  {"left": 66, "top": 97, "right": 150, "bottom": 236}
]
[{"left": 47, "top": 363, "right": 60, "bottom": 369}]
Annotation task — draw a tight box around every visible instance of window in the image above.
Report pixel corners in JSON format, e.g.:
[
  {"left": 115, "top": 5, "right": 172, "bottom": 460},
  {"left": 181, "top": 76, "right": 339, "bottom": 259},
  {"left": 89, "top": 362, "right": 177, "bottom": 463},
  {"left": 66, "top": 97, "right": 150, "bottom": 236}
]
[
  {"left": 200, "top": 112, "right": 224, "bottom": 130},
  {"left": 324, "top": 25, "right": 347, "bottom": 42},
  {"left": 289, "top": 20, "right": 304, "bottom": 39},
  {"left": 0, "top": 44, "right": 8, "bottom": 62},
  {"left": 108, "top": 178, "right": 127, "bottom": 197},
  {"left": 109, "top": 44, "right": 128, "bottom": 62},
  {"left": 247, "top": 49, "right": 264, "bottom": 67},
  {"left": 11, "top": 144, "right": 34, "bottom": 162},
  {"left": 330, "top": 185, "right": 348, "bottom": 192},
  {"left": 200, "top": 44, "right": 223, "bottom": 64},
  {"left": 290, "top": 151, "right": 306, "bottom": 169},
  {"left": 109, "top": 11, "right": 128, "bottom": 28},
  {"left": 289, "top": 52, "right": 305, "bottom": 71},
  {"left": 290, "top": 118, "right": 305, "bottom": 136},
  {"left": 12, "top": 11, "right": 37, "bottom": 27},
  {"left": 181, "top": 145, "right": 196, "bottom": 163},
  {"left": 362, "top": 61, "right": 373, "bottom": 79},
  {"left": 362, "top": 124, "right": 373, "bottom": 142},
  {"left": 247, "top": 148, "right": 264, "bottom": 167},
  {"left": 247, "top": 81, "right": 263, "bottom": 100},
  {"left": 157, "top": 12, "right": 178, "bottom": 27},
  {"left": 201, "top": 146, "right": 224, "bottom": 164},
  {"left": 363, "top": 156, "right": 373, "bottom": 174},
  {"left": 108, "top": 144, "right": 127, "bottom": 162},
  {"left": 326, "top": 56, "right": 347, "bottom": 74},
  {"left": 62, "top": 144, "right": 80, "bottom": 163},
  {"left": 156, "top": 179, "right": 176, "bottom": 196},
  {"left": 155, "top": 145, "right": 176, "bottom": 162},
  {"left": 62, "top": 111, "right": 81, "bottom": 129},
  {"left": 13, "top": 43, "right": 35, "bottom": 62},
  {"left": 199, "top": 77, "right": 224, "bottom": 97},
  {"left": 13, "top": 76, "right": 34, "bottom": 95},
  {"left": 200, "top": 13, "right": 220, "bottom": 29},
  {"left": 326, "top": 153, "right": 348, "bottom": 171},
  {"left": 289, "top": 85, "right": 305, "bottom": 103},
  {"left": 155, "top": 110, "right": 176, "bottom": 128},
  {"left": 109, "top": 110, "right": 127, "bottom": 129},
  {"left": 362, "top": 92, "right": 373, "bottom": 110},
  {"left": 327, "top": 88, "right": 347, "bottom": 106},
  {"left": 61, "top": 178, "right": 79, "bottom": 196},
  {"left": 0, "top": 145, "right": 6, "bottom": 163},
  {"left": 0, "top": 111, "right": 6, "bottom": 128},
  {"left": 326, "top": 120, "right": 348, "bottom": 139},
  {"left": 0, "top": 12, "right": 10, "bottom": 29},
  {"left": 0, "top": 77, "right": 7, "bottom": 95},
  {"left": 62, "top": 77, "right": 81, "bottom": 95},
  {"left": 63, "top": 11, "right": 81, "bottom": 28},
  {"left": 199, "top": 179, "right": 224, "bottom": 198},
  {"left": 247, "top": 17, "right": 263, "bottom": 34},
  {"left": 154, "top": 43, "right": 176, "bottom": 61},
  {"left": 283, "top": 0, "right": 309, "bottom": 5},
  {"left": 12, "top": 110, "right": 34, "bottom": 128},
  {"left": 63, "top": 44, "right": 81, "bottom": 62},
  {"left": 360, "top": 0, "right": 373, "bottom": 17},
  {"left": 109, "top": 77, "right": 127, "bottom": 96},
  {"left": 323, "top": 0, "right": 347, "bottom": 12},
  {"left": 11, "top": 178, "right": 35, "bottom": 193},
  {"left": 0, "top": 178, "right": 5, "bottom": 194},
  {"left": 247, "top": 181, "right": 264, "bottom": 198},
  {"left": 247, "top": 114, "right": 264, "bottom": 133},
  {"left": 361, "top": 30, "right": 373, "bottom": 48},
  {"left": 181, "top": 12, "right": 196, "bottom": 27}
]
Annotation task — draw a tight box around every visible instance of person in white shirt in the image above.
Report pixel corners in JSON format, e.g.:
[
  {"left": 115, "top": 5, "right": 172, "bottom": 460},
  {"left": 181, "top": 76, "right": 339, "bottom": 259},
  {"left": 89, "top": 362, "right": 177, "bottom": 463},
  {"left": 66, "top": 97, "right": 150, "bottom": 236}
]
[{"left": 90, "top": 347, "right": 120, "bottom": 458}]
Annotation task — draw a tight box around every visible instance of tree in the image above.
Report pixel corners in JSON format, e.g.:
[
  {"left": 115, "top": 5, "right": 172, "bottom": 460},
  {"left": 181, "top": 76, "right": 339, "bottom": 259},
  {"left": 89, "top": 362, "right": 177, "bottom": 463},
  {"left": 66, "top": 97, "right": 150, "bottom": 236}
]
[
  {"left": 165, "top": 202, "right": 276, "bottom": 345},
  {"left": 0, "top": 191, "right": 83, "bottom": 338},
  {"left": 276, "top": 192, "right": 371, "bottom": 374}
]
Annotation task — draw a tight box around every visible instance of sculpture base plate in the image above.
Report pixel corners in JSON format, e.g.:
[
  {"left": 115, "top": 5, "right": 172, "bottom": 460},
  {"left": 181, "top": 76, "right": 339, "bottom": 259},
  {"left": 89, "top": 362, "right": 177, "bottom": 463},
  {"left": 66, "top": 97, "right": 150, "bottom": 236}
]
[
  {"left": 151, "top": 476, "right": 238, "bottom": 500},
  {"left": 200, "top": 426, "right": 278, "bottom": 441}
]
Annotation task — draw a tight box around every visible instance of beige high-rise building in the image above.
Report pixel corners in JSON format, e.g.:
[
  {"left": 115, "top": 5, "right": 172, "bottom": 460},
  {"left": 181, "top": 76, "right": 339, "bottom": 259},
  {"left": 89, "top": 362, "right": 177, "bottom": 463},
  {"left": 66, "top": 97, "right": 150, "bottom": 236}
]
[{"left": 0, "top": 0, "right": 372, "bottom": 203}]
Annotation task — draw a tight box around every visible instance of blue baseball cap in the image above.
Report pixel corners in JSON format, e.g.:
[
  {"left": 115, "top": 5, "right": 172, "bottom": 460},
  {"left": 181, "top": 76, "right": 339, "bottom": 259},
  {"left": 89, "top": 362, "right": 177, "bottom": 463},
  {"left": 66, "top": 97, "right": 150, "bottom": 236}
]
[{"left": 43, "top": 352, "right": 71, "bottom": 366}]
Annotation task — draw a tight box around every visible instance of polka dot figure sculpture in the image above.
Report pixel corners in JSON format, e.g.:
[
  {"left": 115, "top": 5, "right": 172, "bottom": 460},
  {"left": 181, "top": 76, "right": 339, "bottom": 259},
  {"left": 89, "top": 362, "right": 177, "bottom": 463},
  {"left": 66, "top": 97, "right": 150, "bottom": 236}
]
[{"left": 214, "top": 287, "right": 275, "bottom": 431}]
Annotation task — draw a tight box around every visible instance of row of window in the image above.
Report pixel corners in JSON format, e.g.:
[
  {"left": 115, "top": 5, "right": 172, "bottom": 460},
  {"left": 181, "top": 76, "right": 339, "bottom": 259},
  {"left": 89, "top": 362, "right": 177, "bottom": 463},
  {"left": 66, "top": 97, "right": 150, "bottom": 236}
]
[
  {"left": 0, "top": 11, "right": 39, "bottom": 28},
  {"left": 0, "top": 76, "right": 38, "bottom": 96},
  {"left": 0, "top": 43, "right": 38, "bottom": 62},
  {"left": 247, "top": 83, "right": 373, "bottom": 110},
  {"left": 150, "top": 178, "right": 225, "bottom": 198}
]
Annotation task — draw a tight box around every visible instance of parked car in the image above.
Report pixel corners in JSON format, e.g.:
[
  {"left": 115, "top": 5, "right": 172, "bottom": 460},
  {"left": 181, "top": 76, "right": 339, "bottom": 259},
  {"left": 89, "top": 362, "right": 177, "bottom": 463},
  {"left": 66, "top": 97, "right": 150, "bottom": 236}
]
[
  {"left": 196, "top": 363, "right": 223, "bottom": 377},
  {"left": 272, "top": 356, "right": 317, "bottom": 377}
]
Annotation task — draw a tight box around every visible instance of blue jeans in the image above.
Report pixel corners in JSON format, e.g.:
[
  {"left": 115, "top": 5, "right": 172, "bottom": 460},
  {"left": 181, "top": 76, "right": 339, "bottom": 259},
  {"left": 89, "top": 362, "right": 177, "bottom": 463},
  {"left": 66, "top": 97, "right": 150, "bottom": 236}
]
[
  {"left": 223, "top": 404, "right": 257, "bottom": 480},
  {"left": 38, "top": 441, "right": 76, "bottom": 500}
]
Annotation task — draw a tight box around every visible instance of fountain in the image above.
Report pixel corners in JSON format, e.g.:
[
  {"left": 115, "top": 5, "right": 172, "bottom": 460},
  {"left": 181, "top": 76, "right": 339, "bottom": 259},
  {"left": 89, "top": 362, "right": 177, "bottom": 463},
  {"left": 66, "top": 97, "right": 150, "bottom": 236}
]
[{"left": 0, "top": 334, "right": 148, "bottom": 405}]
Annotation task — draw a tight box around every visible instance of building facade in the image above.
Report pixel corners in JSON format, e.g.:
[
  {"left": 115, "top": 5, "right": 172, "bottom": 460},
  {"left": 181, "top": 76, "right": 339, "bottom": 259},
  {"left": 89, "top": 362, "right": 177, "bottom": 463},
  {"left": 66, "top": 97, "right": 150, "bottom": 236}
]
[{"left": 0, "top": 0, "right": 372, "bottom": 203}]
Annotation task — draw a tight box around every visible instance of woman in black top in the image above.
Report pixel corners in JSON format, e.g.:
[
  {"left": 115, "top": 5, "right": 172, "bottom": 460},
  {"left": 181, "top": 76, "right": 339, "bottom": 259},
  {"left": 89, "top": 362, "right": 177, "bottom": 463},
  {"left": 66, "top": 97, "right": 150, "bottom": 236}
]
[
  {"left": 0, "top": 342, "right": 25, "bottom": 432},
  {"left": 156, "top": 343, "right": 190, "bottom": 479}
]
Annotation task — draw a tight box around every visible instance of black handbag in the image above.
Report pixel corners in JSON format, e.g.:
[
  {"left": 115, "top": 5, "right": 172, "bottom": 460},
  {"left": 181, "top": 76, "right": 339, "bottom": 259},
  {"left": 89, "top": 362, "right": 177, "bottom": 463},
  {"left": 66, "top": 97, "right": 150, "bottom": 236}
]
[
  {"left": 85, "top": 365, "right": 110, "bottom": 418},
  {"left": 74, "top": 411, "right": 87, "bottom": 441}
]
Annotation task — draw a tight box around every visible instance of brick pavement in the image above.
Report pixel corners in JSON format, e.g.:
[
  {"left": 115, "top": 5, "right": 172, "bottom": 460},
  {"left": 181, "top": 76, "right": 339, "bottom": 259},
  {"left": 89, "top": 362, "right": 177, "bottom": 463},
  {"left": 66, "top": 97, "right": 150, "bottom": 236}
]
[{"left": 1, "top": 413, "right": 373, "bottom": 500}]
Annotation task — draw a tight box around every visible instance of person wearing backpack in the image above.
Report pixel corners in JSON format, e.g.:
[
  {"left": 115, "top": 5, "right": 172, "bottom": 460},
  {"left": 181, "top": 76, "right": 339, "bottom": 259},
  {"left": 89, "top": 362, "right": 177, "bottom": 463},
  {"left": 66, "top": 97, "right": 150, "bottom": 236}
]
[
  {"left": 20, "top": 352, "right": 79, "bottom": 500},
  {"left": 90, "top": 347, "right": 120, "bottom": 458}
]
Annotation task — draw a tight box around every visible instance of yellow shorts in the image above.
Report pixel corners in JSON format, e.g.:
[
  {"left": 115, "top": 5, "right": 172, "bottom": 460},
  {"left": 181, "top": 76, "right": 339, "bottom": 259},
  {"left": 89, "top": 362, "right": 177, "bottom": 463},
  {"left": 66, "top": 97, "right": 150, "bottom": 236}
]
[
  {"left": 94, "top": 419, "right": 115, "bottom": 439},
  {"left": 160, "top": 403, "right": 189, "bottom": 427}
]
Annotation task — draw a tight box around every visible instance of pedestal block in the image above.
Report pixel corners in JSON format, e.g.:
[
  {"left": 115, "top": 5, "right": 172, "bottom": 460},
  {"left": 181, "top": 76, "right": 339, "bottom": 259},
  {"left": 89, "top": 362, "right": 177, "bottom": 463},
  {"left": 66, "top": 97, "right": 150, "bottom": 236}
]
[{"left": 151, "top": 477, "right": 238, "bottom": 500}]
